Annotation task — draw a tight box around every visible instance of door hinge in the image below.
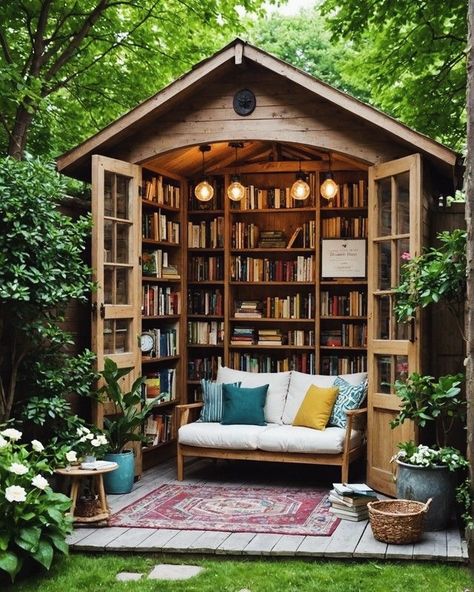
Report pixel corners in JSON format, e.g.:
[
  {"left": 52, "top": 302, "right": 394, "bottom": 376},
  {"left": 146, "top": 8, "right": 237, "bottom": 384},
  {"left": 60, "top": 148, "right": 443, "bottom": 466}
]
[{"left": 100, "top": 303, "right": 105, "bottom": 319}]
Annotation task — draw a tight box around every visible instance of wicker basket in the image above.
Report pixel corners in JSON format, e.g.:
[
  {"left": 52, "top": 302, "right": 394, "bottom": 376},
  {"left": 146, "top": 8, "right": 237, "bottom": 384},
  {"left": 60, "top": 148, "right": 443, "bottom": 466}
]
[
  {"left": 368, "top": 498, "right": 432, "bottom": 544},
  {"left": 75, "top": 496, "right": 101, "bottom": 518}
]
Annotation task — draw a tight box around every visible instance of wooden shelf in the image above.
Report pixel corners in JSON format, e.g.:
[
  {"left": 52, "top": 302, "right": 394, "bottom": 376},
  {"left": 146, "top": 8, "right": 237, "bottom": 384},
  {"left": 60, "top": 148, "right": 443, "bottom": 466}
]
[
  {"left": 229, "top": 344, "right": 315, "bottom": 350},
  {"left": 188, "top": 247, "right": 224, "bottom": 252},
  {"left": 141, "top": 199, "right": 180, "bottom": 212},
  {"left": 188, "top": 209, "right": 225, "bottom": 215},
  {"left": 231, "top": 248, "right": 314, "bottom": 253},
  {"left": 141, "top": 355, "right": 180, "bottom": 364},
  {"left": 230, "top": 317, "right": 314, "bottom": 323},
  {"left": 142, "top": 314, "right": 180, "bottom": 320},
  {"left": 320, "top": 207, "right": 367, "bottom": 213},
  {"left": 230, "top": 207, "right": 316, "bottom": 214},
  {"left": 148, "top": 399, "right": 177, "bottom": 409},
  {"left": 142, "top": 238, "right": 180, "bottom": 248},
  {"left": 320, "top": 316, "right": 367, "bottom": 320},
  {"left": 320, "top": 280, "right": 368, "bottom": 285},
  {"left": 142, "top": 276, "right": 181, "bottom": 283},
  {"left": 142, "top": 438, "right": 177, "bottom": 453},
  {"left": 188, "top": 314, "right": 224, "bottom": 319},
  {"left": 229, "top": 281, "right": 314, "bottom": 286},
  {"left": 320, "top": 345, "right": 367, "bottom": 351},
  {"left": 187, "top": 343, "right": 224, "bottom": 348},
  {"left": 187, "top": 280, "right": 224, "bottom": 285}
]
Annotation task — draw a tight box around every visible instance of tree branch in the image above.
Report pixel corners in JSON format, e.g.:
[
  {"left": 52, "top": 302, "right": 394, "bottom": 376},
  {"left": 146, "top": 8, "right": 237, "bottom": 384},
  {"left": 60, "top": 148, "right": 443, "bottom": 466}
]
[
  {"left": 31, "top": 0, "right": 54, "bottom": 75},
  {"left": 0, "top": 26, "right": 13, "bottom": 64}
]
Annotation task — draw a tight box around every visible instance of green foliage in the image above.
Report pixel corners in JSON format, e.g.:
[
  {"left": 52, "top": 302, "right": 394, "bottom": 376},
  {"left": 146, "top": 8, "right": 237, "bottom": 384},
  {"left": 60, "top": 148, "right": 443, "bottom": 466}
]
[
  {"left": 393, "top": 229, "right": 467, "bottom": 324},
  {"left": 0, "top": 425, "right": 72, "bottom": 582},
  {"left": 0, "top": 157, "right": 92, "bottom": 421},
  {"left": 1, "top": 553, "right": 472, "bottom": 591},
  {"left": 456, "top": 478, "right": 474, "bottom": 529},
  {"left": 0, "top": 0, "right": 271, "bottom": 158},
  {"left": 98, "top": 359, "right": 158, "bottom": 453},
  {"left": 391, "top": 372, "right": 465, "bottom": 447},
  {"left": 394, "top": 441, "right": 468, "bottom": 472},
  {"left": 320, "top": 0, "right": 467, "bottom": 149}
]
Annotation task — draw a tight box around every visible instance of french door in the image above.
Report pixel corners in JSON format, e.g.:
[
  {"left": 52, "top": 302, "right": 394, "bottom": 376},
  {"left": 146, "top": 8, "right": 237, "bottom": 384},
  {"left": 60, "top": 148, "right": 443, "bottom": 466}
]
[
  {"left": 367, "top": 154, "right": 422, "bottom": 495},
  {"left": 91, "top": 155, "right": 141, "bottom": 429}
]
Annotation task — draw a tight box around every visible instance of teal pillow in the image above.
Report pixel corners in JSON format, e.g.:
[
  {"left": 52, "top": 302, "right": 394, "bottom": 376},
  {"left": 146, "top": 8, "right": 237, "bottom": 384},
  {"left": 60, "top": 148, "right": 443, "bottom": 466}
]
[
  {"left": 221, "top": 384, "right": 268, "bottom": 426},
  {"left": 329, "top": 376, "right": 368, "bottom": 428},
  {"left": 199, "top": 380, "right": 241, "bottom": 422}
]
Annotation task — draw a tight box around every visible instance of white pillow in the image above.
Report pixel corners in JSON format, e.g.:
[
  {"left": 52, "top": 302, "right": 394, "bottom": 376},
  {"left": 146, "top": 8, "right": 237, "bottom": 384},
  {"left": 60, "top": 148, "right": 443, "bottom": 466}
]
[
  {"left": 216, "top": 366, "right": 291, "bottom": 424},
  {"left": 282, "top": 370, "right": 367, "bottom": 425}
]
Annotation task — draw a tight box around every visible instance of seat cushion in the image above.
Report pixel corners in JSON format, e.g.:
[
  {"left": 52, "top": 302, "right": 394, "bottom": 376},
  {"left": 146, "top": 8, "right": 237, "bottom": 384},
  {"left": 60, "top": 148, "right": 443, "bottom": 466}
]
[
  {"left": 282, "top": 370, "right": 367, "bottom": 424},
  {"left": 257, "top": 424, "right": 363, "bottom": 455},
  {"left": 178, "top": 422, "right": 276, "bottom": 450},
  {"left": 221, "top": 384, "right": 268, "bottom": 426},
  {"left": 292, "top": 385, "right": 339, "bottom": 431},
  {"left": 216, "top": 366, "right": 291, "bottom": 424}
]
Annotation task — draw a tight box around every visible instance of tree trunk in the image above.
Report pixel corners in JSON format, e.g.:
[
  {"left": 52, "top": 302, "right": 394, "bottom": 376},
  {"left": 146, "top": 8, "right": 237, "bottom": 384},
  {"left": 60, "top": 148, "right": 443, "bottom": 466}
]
[
  {"left": 8, "top": 105, "right": 34, "bottom": 160},
  {"left": 465, "top": 0, "right": 474, "bottom": 562}
]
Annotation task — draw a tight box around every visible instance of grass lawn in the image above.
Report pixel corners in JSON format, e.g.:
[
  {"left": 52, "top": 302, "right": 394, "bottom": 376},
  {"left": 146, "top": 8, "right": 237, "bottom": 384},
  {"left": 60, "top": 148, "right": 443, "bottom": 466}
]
[{"left": 3, "top": 553, "right": 472, "bottom": 592}]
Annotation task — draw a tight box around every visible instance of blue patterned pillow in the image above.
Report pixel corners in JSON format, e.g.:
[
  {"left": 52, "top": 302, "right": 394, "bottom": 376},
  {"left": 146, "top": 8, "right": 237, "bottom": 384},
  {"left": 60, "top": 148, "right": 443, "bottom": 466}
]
[
  {"left": 329, "top": 376, "right": 368, "bottom": 428},
  {"left": 199, "top": 380, "right": 240, "bottom": 422}
]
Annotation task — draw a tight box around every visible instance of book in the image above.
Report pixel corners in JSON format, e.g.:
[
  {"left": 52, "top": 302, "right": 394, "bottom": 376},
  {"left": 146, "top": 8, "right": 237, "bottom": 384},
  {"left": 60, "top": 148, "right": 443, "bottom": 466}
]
[
  {"left": 80, "top": 460, "right": 117, "bottom": 470},
  {"left": 330, "top": 507, "right": 368, "bottom": 521},
  {"left": 332, "top": 483, "right": 376, "bottom": 497},
  {"left": 329, "top": 498, "right": 371, "bottom": 514},
  {"left": 328, "top": 490, "right": 373, "bottom": 507},
  {"left": 286, "top": 226, "right": 302, "bottom": 248}
]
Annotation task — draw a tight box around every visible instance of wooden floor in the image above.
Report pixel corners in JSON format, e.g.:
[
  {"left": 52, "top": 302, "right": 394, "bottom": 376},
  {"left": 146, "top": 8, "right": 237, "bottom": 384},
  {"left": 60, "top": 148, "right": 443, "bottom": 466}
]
[{"left": 67, "top": 458, "right": 468, "bottom": 562}]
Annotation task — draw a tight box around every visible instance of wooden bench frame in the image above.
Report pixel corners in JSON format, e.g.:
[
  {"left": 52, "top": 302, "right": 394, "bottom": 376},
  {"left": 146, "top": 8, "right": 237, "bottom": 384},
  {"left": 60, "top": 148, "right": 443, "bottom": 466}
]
[{"left": 176, "top": 403, "right": 367, "bottom": 482}]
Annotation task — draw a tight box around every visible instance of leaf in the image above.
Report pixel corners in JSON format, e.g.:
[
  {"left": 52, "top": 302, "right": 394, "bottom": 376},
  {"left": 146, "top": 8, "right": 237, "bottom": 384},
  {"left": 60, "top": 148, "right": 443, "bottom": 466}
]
[
  {"left": 0, "top": 531, "right": 10, "bottom": 551},
  {"left": 15, "top": 526, "right": 41, "bottom": 552},
  {"left": 0, "top": 551, "right": 20, "bottom": 581},
  {"left": 47, "top": 533, "right": 69, "bottom": 555},
  {"left": 31, "top": 540, "right": 54, "bottom": 570}
]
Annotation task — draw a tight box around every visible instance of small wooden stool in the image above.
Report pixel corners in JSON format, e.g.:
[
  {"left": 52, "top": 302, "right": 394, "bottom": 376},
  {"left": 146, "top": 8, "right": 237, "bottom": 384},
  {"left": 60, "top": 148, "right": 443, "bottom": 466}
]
[{"left": 55, "top": 464, "right": 118, "bottom": 523}]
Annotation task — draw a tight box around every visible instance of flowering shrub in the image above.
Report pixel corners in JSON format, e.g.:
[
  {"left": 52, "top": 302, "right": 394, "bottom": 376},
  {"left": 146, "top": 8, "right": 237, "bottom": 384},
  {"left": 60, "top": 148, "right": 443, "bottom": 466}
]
[
  {"left": 392, "top": 441, "right": 468, "bottom": 472},
  {"left": 0, "top": 426, "right": 72, "bottom": 582}
]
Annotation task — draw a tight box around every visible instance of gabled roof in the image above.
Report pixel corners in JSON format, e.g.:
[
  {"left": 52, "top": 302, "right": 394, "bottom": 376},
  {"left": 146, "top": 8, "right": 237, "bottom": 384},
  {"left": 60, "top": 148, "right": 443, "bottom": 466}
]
[{"left": 57, "top": 38, "right": 458, "bottom": 179}]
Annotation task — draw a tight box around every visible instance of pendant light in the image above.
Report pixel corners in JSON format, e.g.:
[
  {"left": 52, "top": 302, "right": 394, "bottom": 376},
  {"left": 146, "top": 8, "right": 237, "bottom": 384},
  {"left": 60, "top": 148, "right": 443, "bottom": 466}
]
[
  {"left": 194, "top": 144, "right": 214, "bottom": 202},
  {"left": 290, "top": 160, "right": 310, "bottom": 201},
  {"left": 227, "top": 142, "right": 245, "bottom": 202},
  {"left": 320, "top": 153, "right": 338, "bottom": 201}
]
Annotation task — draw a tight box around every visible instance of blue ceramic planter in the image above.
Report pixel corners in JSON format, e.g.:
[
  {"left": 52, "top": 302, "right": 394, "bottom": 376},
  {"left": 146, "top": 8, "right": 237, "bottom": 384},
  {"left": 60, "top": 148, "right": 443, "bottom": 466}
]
[{"left": 103, "top": 451, "right": 135, "bottom": 494}]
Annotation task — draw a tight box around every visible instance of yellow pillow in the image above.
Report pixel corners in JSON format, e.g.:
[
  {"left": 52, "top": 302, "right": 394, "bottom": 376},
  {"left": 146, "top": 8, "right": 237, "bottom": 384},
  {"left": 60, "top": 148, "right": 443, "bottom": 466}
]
[{"left": 292, "top": 384, "right": 339, "bottom": 431}]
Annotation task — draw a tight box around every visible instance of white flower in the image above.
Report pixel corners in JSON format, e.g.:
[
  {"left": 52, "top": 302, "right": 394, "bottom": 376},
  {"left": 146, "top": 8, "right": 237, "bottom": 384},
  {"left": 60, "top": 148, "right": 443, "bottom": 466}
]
[
  {"left": 31, "top": 439, "right": 44, "bottom": 452},
  {"left": 66, "top": 450, "right": 78, "bottom": 463},
  {"left": 5, "top": 485, "right": 27, "bottom": 503},
  {"left": 77, "top": 426, "right": 90, "bottom": 436},
  {"left": 9, "top": 462, "right": 28, "bottom": 475},
  {"left": 91, "top": 438, "right": 102, "bottom": 448},
  {"left": 85, "top": 433, "right": 94, "bottom": 441},
  {"left": 0, "top": 428, "right": 22, "bottom": 441},
  {"left": 0, "top": 436, "right": 8, "bottom": 449},
  {"left": 97, "top": 435, "right": 108, "bottom": 445},
  {"left": 31, "top": 475, "right": 49, "bottom": 490}
]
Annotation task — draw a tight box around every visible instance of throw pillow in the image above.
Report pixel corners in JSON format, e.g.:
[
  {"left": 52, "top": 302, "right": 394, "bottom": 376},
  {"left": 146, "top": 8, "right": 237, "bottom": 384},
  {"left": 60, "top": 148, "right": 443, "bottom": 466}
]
[
  {"left": 199, "top": 380, "right": 241, "bottom": 422},
  {"left": 329, "top": 376, "right": 368, "bottom": 428},
  {"left": 292, "top": 384, "right": 340, "bottom": 431},
  {"left": 221, "top": 383, "right": 269, "bottom": 425}
]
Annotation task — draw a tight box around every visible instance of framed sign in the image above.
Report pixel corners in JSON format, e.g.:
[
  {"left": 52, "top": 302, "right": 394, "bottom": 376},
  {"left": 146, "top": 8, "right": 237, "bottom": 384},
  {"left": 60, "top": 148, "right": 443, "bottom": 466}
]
[{"left": 321, "top": 239, "right": 366, "bottom": 278}]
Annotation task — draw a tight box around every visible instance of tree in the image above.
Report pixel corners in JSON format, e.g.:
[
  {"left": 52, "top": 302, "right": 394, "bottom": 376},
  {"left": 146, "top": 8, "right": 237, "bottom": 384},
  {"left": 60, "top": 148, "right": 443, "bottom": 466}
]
[
  {"left": 320, "top": 0, "right": 467, "bottom": 150},
  {"left": 0, "top": 0, "right": 270, "bottom": 160},
  {"left": 0, "top": 157, "right": 92, "bottom": 421}
]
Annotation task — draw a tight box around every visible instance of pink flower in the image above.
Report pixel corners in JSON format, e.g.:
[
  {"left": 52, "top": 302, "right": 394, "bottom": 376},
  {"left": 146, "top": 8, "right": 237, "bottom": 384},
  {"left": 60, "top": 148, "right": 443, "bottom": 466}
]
[{"left": 401, "top": 252, "right": 411, "bottom": 261}]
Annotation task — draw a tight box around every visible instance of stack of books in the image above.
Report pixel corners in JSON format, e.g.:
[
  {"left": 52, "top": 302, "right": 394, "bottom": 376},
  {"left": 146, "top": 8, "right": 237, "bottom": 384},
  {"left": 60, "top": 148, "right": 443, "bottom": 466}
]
[
  {"left": 328, "top": 483, "right": 377, "bottom": 521},
  {"left": 230, "top": 326, "right": 255, "bottom": 346},
  {"left": 234, "top": 300, "right": 263, "bottom": 318},
  {"left": 258, "top": 230, "right": 286, "bottom": 248},
  {"left": 257, "top": 328, "right": 283, "bottom": 346}
]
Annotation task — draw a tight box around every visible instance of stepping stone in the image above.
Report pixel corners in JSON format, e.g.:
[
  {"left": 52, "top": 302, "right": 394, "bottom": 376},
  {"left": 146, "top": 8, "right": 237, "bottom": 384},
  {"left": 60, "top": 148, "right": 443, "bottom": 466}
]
[
  {"left": 116, "top": 572, "right": 143, "bottom": 581},
  {"left": 148, "top": 564, "right": 204, "bottom": 580}
]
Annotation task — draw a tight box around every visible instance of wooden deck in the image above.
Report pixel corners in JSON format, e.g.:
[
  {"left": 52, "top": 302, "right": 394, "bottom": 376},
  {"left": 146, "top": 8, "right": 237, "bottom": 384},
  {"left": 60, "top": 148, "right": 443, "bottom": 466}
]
[{"left": 66, "top": 458, "right": 468, "bottom": 562}]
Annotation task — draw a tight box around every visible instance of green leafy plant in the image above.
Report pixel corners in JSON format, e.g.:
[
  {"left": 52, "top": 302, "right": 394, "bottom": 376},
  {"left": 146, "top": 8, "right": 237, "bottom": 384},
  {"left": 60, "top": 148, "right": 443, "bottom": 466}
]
[
  {"left": 0, "top": 425, "right": 72, "bottom": 582},
  {"left": 392, "top": 441, "right": 468, "bottom": 472},
  {"left": 391, "top": 372, "right": 466, "bottom": 447},
  {"left": 98, "top": 359, "right": 157, "bottom": 454},
  {"left": 456, "top": 478, "right": 474, "bottom": 529},
  {"left": 394, "top": 229, "right": 467, "bottom": 332}
]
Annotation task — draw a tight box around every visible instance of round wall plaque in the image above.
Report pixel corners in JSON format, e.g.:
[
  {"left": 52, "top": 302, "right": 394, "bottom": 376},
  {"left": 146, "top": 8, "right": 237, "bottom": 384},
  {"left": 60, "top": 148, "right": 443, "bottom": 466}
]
[{"left": 233, "top": 89, "right": 256, "bottom": 116}]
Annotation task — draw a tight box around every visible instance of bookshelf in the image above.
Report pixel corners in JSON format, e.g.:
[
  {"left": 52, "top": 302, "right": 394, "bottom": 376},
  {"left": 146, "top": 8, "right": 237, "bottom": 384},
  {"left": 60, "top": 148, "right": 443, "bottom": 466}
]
[{"left": 140, "top": 169, "right": 185, "bottom": 462}]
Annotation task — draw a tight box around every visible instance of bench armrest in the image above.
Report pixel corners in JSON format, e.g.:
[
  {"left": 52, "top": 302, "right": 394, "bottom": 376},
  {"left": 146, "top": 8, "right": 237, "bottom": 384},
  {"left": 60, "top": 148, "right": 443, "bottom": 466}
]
[
  {"left": 176, "top": 402, "right": 203, "bottom": 427},
  {"left": 343, "top": 407, "right": 367, "bottom": 455}
]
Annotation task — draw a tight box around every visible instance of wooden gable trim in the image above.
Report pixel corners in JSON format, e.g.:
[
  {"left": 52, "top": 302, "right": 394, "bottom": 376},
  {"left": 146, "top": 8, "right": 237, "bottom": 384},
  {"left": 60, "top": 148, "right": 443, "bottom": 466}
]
[
  {"left": 57, "top": 43, "right": 241, "bottom": 174},
  {"left": 242, "top": 44, "right": 457, "bottom": 168}
]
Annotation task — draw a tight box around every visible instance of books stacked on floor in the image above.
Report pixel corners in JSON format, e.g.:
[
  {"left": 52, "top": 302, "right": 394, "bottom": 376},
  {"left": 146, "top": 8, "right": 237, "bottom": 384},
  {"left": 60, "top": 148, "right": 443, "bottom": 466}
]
[
  {"left": 258, "top": 230, "right": 286, "bottom": 248},
  {"left": 257, "top": 328, "right": 283, "bottom": 346},
  {"left": 328, "top": 483, "right": 377, "bottom": 521},
  {"left": 234, "top": 300, "right": 263, "bottom": 318},
  {"left": 230, "top": 326, "right": 255, "bottom": 346}
]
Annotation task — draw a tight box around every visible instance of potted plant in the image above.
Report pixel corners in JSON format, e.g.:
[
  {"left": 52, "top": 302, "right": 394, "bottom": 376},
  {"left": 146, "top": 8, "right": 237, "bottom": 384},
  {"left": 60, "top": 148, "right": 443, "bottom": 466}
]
[
  {"left": 98, "top": 358, "right": 158, "bottom": 494},
  {"left": 390, "top": 230, "right": 469, "bottom": 531},
  {"left": 391, "top": 372, "right": 467, "bottom": 530}
]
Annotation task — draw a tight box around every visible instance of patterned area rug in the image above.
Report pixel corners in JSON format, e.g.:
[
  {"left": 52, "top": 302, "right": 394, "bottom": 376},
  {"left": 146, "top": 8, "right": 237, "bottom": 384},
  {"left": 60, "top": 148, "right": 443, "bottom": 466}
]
[{"left": 109, "top": 483, "right": 339, "bottom": 536}]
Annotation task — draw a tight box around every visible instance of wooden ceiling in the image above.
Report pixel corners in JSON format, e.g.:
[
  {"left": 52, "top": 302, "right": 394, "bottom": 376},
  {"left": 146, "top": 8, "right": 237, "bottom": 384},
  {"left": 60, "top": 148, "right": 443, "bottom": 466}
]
[{"left": 144, "top": 140, "right": 367, "bottom": 179}]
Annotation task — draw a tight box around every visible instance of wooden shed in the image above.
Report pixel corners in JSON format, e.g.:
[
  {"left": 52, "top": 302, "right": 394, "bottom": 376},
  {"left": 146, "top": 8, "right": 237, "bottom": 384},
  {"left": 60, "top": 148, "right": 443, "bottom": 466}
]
[{"left": 57, "top": 38, "right": 461, "bottom": 495}]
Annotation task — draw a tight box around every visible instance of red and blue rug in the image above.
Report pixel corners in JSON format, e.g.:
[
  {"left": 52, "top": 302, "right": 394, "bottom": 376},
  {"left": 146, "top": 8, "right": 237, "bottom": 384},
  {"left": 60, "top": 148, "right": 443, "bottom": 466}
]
[{"left": 109, "top": 483, "right": 339, "bottom": 536}]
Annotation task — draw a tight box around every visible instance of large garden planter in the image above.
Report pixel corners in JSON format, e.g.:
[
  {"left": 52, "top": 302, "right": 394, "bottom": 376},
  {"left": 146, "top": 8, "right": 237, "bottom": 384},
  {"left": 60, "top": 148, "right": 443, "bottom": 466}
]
[
  {"left": 103, "top": 450, "right": 135, "bottom": 494},
  {"left": 396, "top": 460, "right": 455, "bottom": 531}
]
